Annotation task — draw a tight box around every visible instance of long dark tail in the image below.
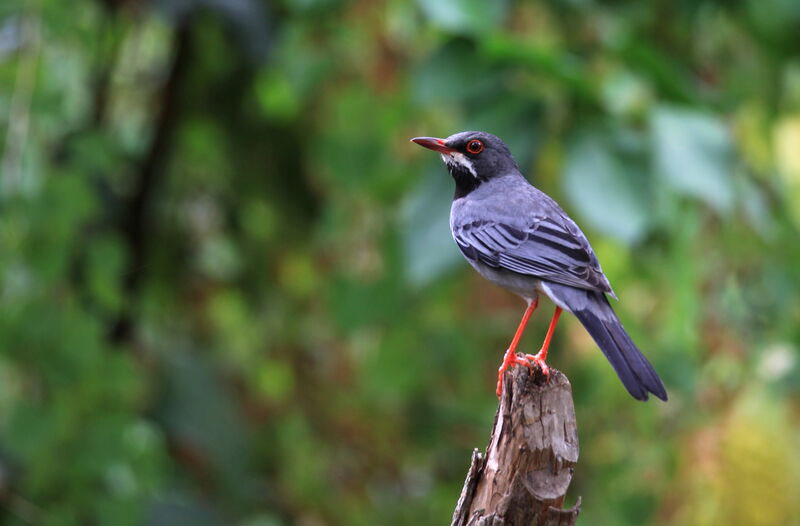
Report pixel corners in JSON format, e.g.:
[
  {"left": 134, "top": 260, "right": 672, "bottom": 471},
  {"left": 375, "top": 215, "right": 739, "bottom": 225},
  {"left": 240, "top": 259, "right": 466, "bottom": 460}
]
[{"left": 543, "top": 282, "right": 667, "bottom": 401}]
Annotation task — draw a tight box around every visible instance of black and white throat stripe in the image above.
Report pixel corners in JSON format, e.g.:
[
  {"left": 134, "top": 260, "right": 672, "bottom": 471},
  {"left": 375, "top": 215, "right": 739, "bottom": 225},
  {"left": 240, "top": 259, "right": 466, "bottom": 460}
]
[
  {"left": 443, "top": 152, "right": 487, "bottom": 199},
  {"left": 441, "top": 152, "right": 477, "bottom": 178}
]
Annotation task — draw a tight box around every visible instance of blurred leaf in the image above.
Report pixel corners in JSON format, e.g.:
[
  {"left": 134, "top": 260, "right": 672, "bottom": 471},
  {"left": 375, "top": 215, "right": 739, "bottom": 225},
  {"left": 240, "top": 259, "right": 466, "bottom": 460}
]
[
  {"left": 774, "top": 114, "right": 800, "bottom": 227},
  {"left": 0, "top": 16, "right": 24, "bottom": 58},
  {"left": 156, "top": 350, "right": 254, "bottom": 499},
  {"left": 415, "top": 0, "right": 509, "bottom": 35},
  {"left": 146, "top": 495, "right": 226, "bottom": 526},
  {"left": 277, "top": 251, "right": 318, "bottom": 299},
  {"left": 563, "top": 129, "right": 652, "bottom": 243},
  {"left": 600, "top": 70, "right": 652, "bottom": 118},
  {"left": 240, "top": 515, "right": 285, "bottom": 526},
  {"left": 652, "top": 105, "right": 735, "bottom": 213},
  {"left": 401, "top": 166, "right": 460, "bottom": 287},
  {"left": 481, "top": 34, "right": 595, "bottom": 100},
  {"left": 677, "top": 386, "right": 800, "bottom": 526},
  {"left": 412, "top": 39, "right": 503, "bottom": 106},
  {"left": 744, "top": 0, "right": 800, "bottom": 53},
  {"left": 86, "top": 234, "right": 127, "bottom": 312},
  {"left": 737, "top": 175, "right": 775, "bottom": 238},
  {"left": 254, "top": 70, "right": 300, "bottom": 122},
  {"left": 284, "top": 0, "right": 343, "bottom": 11},
  {"left": 616, "top": 38, "right": 694, "bottom": 103},
  {"left": 198, "top": 235, "right": 242, "bottom": 280},
  {"left": 254, "top": 359, "right": 294, "bottom": 403},
  {"left": 156, "top": 0, "right": 270, "bottom": 62}
]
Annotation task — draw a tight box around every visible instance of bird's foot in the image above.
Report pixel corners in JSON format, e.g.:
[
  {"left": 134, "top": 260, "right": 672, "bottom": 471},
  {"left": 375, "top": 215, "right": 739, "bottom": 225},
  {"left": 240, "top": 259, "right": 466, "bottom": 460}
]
[
  {"left": 522, "top": 350, "right": 550, "bottom": 377},
  {"left": 496, "top": 348, "right": 536, "bottom": 397}
]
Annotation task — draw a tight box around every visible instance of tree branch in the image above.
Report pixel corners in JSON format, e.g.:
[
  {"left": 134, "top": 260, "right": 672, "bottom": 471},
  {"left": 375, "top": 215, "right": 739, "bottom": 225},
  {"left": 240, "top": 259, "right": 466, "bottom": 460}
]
[
  {"left": 452, "top": 366, "right": 580, "bottom": 526},
  {"left": 110, "top": 17, "right": 192, "bottom": 344}
]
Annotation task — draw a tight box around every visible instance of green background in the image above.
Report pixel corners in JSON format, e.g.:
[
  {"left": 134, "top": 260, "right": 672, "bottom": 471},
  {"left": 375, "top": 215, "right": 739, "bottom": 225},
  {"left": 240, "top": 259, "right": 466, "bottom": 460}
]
[{"left": 1, "top": 0, "right": 800, "bottom": 525}]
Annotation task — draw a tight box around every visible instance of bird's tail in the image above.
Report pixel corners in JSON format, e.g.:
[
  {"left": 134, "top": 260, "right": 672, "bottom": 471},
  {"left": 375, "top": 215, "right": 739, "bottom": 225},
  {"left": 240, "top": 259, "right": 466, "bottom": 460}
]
[{"left": 543, "top": 282, "right": 667, "bottom": 401}]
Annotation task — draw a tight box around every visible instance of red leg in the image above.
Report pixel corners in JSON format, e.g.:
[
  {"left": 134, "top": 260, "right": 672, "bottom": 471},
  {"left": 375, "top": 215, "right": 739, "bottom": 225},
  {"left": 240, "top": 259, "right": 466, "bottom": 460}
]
[
  {"left": 524, "top": 306, "right": 563, "bottom": 376},
  {"left": 496, "top": 299, "right": 539, "bottom": 397}
]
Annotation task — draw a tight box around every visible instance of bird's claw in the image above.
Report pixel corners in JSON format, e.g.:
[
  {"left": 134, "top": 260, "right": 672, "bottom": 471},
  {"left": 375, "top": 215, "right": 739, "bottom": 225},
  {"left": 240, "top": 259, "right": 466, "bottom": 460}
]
[
  {"left": 496, "top": 349, "right": 534, "bottom": 397},
  {"left": 523, "top": 351, "right": 550, "bottom": 377},
  {"left": 496, "top": 349, "right": 551, "bottom": 397}
]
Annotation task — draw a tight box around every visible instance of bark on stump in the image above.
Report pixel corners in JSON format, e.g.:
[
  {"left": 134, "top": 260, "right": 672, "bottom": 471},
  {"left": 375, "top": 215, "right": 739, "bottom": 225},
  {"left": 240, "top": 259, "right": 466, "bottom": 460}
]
[{"left": 451, "top": 366, "right": 580, "bottom": 526}]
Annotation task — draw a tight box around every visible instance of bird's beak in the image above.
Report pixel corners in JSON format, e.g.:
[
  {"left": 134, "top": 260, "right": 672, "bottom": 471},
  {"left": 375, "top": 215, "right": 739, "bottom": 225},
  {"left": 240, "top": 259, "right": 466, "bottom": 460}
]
[{"left": 410, "top": 137, "right": 456, "bottom": 154}]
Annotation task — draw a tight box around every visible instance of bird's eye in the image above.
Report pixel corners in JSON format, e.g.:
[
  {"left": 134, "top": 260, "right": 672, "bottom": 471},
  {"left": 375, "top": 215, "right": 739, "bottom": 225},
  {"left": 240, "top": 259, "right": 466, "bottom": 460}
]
[{"left": 466, "top": 139, "right": 484, "bottom": 154}]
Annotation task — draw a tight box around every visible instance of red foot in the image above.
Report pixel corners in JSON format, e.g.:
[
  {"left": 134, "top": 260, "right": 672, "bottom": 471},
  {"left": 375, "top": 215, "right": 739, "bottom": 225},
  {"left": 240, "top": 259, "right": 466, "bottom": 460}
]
[
  {"left": 496, "top": 349, "right": 534, "bottom": 397},
  {"left": 523, "top": 350, "right": 550, "bottom": 377},
  {"left": 496, "top": 349, "right": 553, "bottom": 398}
]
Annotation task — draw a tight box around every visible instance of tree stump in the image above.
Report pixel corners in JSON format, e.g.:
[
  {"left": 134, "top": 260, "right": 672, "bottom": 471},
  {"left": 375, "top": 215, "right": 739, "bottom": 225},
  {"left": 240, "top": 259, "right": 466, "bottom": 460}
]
[{"left": 451, "top": 366, "right": 580, "bottom": 526}]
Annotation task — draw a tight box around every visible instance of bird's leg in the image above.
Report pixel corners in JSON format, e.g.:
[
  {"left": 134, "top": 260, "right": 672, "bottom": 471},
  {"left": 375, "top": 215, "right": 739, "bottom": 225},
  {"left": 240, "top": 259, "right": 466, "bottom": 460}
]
[
  {"left": 524, "top": 306, "right": 563, "bottom": 376},
  {"left": 496, "top": 298, "right": 539, "bottom": 397}
]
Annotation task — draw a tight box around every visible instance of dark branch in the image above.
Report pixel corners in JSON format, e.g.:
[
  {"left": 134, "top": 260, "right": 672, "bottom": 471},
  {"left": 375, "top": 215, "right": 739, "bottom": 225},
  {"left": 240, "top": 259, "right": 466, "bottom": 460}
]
[{"left": 110, "top": 17, "right": 192, "bottom": 344}]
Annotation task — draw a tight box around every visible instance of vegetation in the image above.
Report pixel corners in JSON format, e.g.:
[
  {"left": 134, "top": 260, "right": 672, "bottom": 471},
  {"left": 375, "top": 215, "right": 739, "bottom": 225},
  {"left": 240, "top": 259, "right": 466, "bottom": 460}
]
[{"left": 1, "top": 0, "right": 799, "bottom": 524}]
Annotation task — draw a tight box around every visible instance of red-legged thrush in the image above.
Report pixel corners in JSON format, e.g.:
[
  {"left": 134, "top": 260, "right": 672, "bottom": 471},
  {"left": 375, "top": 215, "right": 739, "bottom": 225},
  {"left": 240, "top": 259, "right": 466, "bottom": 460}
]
[{"left": 411, "top": 131, "right": 667, "bottom": 401}]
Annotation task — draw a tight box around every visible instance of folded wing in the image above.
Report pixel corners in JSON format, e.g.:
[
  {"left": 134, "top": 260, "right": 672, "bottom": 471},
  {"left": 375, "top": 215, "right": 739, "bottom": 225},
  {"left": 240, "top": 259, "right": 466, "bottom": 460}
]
[{"left": 452, "top": 216, "right": 614, "bottom": 295}]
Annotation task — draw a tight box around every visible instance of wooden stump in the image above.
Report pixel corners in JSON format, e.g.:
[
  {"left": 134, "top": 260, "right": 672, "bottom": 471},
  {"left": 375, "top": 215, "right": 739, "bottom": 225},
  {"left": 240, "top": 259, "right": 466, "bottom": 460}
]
[{"left": 451, "top": 366, "right": 580, "bottom": 526}]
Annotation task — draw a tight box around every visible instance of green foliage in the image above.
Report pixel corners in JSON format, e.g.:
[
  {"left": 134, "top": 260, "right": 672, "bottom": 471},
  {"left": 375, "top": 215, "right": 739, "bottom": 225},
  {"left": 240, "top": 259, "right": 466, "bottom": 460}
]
[{"left": 2, "top": 0, "right": 800, "bottom": 525}]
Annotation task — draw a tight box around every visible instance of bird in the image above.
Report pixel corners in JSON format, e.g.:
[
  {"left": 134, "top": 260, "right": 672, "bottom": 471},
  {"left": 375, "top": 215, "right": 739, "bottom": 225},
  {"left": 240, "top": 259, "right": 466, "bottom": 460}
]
[{"left": 411, "top": 131, "right": 667, "bottom": 401}]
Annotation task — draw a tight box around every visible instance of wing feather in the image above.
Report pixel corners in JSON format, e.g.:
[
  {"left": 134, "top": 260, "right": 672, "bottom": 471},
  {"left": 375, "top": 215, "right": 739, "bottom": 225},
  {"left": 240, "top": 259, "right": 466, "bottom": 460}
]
[{"left": 453, "top": 217, "right": 613, "bottom": 294}]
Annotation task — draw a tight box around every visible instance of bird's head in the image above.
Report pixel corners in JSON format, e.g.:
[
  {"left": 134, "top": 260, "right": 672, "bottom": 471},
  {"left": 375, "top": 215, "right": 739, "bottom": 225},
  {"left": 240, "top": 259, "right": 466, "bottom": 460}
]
[{"left": 411, "top": 131, "right": 520, "bottom": 197}]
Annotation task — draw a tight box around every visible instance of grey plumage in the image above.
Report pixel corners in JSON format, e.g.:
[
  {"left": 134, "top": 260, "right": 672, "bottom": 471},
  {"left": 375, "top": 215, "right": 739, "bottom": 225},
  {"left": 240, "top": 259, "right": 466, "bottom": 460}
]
[
  {"left": 451, "top": 175, "right": 616, "bottom": 298},
  {"left": 413, "top": 131, "right": 667, "bottom": 401},
  {"left": 544, "top": 282, "right": 667, "bottom": 401}
]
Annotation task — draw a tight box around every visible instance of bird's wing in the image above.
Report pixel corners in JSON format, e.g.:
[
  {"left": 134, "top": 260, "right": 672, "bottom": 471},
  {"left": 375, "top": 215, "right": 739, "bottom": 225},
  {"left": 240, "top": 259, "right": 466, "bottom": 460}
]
[{"left": 453, "top": 216, "right": 614, "bottom": 294}]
